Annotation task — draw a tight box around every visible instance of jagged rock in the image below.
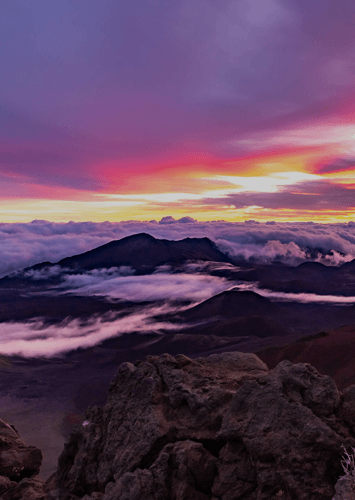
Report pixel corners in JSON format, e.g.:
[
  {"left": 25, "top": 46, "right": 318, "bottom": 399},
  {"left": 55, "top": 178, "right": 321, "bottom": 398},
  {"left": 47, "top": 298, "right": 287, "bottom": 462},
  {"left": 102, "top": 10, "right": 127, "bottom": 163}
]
[
  {"left": 49, "top": 352, "right": 355, "bottom": 500},
  {"left": 0, "top": 418, "right": 45, "bottom": 499},
  {"left": 332, "top": 476, "right": 355, "bottom": 500},
  {"left": 1, "top": 477, "right": 46, "bottom": 500},
  {"left": 0, "top": 475, "right": 17, "bottom": 494}
]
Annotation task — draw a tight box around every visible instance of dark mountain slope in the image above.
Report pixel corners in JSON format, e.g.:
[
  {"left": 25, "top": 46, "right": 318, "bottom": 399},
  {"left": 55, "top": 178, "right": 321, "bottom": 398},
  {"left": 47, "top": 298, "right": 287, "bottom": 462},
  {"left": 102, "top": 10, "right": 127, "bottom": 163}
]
[
  {"left": 181, "top": 290, "right": 280, "bottom": 321},
  {"left": 340, "top": 258, "right": 355, "bottom": 273},
  {"left": 57, "top": 232, "right": 231, "bottom": 271},
  {"left": 175, "top": 289, "right": 295, "bottom": 340}
]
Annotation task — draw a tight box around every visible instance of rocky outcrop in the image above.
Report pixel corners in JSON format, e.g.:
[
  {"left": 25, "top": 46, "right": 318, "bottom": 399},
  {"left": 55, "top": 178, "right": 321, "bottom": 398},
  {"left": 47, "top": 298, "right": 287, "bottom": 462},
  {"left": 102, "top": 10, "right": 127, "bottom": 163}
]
[
  {"left": 0, "top": 418, "right": 45, "bottom": 499},
  {"left": 47, "top": 352, "right": 355, "bottom": 500}
]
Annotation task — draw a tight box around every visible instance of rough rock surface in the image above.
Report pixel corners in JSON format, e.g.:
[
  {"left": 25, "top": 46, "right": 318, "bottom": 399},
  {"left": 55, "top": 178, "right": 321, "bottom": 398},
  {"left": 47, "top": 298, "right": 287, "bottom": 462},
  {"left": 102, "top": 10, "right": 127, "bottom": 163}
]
[
  {"left": 47, "top": 352, "right": 355, "bottom": 500},
  {"left": 0, "top": 418, "right": 45, "bottom": 499},
  {"left": 332, "top": 475, "right": 355, "bottom": 500}
]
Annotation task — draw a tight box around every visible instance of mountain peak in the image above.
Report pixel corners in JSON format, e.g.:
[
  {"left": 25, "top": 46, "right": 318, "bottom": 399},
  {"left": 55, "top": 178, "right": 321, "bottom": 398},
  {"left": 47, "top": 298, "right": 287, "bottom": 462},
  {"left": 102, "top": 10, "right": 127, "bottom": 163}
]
[{"left": 56, "top": 233, "right": 230, "bottom": 271}]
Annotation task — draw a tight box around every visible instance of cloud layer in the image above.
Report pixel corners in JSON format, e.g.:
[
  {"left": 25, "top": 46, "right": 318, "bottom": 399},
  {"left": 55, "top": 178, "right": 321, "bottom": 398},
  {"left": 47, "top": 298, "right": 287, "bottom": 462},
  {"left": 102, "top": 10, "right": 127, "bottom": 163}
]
[
  {"left": 238, "top": 284, "right": 355, "bottom": 305},
  {"left": 1, "top": 219, "right": 355, "bottom": 277},
  {"left": 0, "top": 304, "right": 190, "bottom": 358},
  {"left": 204, "top": 181, "right": 355, "bottom": 211},
  {"left": 56, "top": 267, "right": 234, "bottom": 302}
]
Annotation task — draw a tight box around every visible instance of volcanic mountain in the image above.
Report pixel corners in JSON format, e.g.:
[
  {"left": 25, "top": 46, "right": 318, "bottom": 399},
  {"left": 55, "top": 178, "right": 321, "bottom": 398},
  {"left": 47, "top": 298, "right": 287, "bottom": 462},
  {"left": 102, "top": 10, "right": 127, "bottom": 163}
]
[
  {"left": 181, "top": 289, "right": 279, "bottom": 321},
  {"left": 0, "top": 233, "right": 233, "bottom": 323},
  {"left": 173, "top": 289, "right": 295, "bottom": 340},
  {"left": 56, "top": 232, "right": 231, "bottom": 272}
]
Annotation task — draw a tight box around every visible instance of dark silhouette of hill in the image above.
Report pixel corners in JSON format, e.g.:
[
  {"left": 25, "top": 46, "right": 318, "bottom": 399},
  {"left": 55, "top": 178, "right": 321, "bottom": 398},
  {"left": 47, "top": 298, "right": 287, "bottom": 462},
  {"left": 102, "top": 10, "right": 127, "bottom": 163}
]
[
  {"left": 0, "top": 233, "right": 233, "bottom": 323},
  {"left": 175, "top": 289, "right": 303, "bottom": 340},
  {"left": 294, "top": 261, "right": 330, "bottom": 272},
  {"left": 172, "top": 288, "right": 355, "bottom": 342},
  {"left": 181, "top": 315, "right": 294, "bottom": 339},
  {"left": 339, "top": 258, "right": 355, "bottom": 273},
  {"left": 181, "top": 289, "right": 279, "bottom": 321},
  {"left": 57, "top": 232, "right": 231, "bottom": 271}
]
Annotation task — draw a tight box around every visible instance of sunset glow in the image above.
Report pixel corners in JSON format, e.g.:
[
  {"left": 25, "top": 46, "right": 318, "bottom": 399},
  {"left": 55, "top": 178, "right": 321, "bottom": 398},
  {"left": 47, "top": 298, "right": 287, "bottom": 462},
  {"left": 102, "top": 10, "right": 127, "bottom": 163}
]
[{"left": 1, "top": 0, "right": 355, "bottom": 222}]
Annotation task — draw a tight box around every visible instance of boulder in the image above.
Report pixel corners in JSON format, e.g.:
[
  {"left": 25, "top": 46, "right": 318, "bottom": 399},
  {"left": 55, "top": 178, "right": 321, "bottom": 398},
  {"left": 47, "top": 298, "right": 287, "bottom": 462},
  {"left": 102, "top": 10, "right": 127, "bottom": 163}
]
[
  {"left": 0, "top": 418, "right": 45, "bottom": 499},
  {"left": 1, "top": 477, "right": 46, "bottom": 500},
  {"left": 48, "top": 352, "right": 355, "bottom": 500}
]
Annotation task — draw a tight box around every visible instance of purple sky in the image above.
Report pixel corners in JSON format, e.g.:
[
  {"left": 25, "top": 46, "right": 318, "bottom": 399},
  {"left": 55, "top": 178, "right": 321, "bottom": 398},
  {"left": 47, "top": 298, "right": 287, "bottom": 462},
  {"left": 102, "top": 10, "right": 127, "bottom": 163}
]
[{"left": 1, "top": 0, "right": 355, "bottom": 221}]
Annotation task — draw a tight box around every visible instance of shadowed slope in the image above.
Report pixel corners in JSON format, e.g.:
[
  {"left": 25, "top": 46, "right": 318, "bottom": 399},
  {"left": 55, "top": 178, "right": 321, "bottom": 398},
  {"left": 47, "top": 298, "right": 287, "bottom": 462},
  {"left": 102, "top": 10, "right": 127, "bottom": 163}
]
[
  {"left": 256, "top": 326, "right": 355, "bottom": 390},
  {"left": 57, "top": 233, "right": 230, "bottom": 271},
  {"left": 181, "top": 290, "right": 279, "bottom": 321}
]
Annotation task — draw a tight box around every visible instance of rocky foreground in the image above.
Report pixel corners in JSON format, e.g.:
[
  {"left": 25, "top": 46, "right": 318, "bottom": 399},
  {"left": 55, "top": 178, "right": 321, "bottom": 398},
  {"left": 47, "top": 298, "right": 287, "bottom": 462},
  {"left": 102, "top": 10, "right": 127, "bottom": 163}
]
[{"left": 2, "top": 352, "right": 355, "bottom": 499}]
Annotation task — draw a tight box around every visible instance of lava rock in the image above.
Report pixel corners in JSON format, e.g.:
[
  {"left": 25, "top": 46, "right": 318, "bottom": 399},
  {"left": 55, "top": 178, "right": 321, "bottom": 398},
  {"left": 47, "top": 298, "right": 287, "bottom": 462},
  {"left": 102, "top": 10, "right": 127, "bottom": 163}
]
[
  {"left": 49, "top": 352, "right": 355, "bottom": 500},
  {"left": 0, "top": 418, "right": 45, "bottom": 499}
]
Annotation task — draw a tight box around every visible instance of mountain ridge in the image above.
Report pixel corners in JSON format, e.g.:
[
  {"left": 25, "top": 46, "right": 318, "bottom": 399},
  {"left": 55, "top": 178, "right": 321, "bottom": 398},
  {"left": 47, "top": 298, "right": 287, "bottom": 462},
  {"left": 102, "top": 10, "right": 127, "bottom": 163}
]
[{"left": 5, "top": 233, "right": 232, "bottom": 277}]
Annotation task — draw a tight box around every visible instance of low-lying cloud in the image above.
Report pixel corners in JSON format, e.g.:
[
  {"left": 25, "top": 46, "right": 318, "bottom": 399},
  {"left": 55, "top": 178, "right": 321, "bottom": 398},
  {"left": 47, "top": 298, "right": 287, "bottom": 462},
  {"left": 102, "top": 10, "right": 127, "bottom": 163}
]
[
  {"left": 22, "top": 265, "right": 135, "bottom": 282},
  {"left": 1, "top": 219, "right": 355, "bottom": 277},
  {"left": 238, "top": 284, "right": 355, "bottom": 305},
  {"left": 57, "top": 268, "right": 235, "bottom": 303},
  {"left": 3, "top": 278, "right": 355, "bottom": 357},
  {"left": 0, "top": 304, "right": 191, "bottom": 358}
]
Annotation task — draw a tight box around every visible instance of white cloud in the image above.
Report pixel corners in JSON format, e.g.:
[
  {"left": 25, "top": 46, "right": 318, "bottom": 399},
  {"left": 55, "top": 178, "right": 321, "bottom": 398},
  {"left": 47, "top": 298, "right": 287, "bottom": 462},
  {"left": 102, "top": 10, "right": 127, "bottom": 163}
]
[
  {"left": 22, "top": 265, "right": 64, "bottom": 280},
  {"left": 0, "top": 304, "right": 191, "bottom": 358},
  {"left": 215, "top": 238, "right": 308, "bottom": 264},
  {"left": 0, "top": 219, "right": 355, "bottom": 278},
  {"left": 58, "top": 269, "right": 234, "bottom": 302},
  {"left": 237, "top": 283, "right": 355, "bottom": 304}
]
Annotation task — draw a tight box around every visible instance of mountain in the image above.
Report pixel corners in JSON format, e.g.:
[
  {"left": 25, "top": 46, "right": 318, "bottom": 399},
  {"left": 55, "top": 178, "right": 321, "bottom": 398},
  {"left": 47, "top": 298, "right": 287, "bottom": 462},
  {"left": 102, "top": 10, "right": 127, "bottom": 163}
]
[
  {"left": 57, "top": 232, "right": 231, "bottom": 271},
  {"left": 181, "top": 289, "right": 279, "bottom": 321},
  {"left": 0, "top": 233, "right": 233, "bottom": 323},
  {"left": 340, "top": 258, "right": 355, "bottom": 273},
  {"left": 177, "top": 289, "right": 297, "bottom": 340}
]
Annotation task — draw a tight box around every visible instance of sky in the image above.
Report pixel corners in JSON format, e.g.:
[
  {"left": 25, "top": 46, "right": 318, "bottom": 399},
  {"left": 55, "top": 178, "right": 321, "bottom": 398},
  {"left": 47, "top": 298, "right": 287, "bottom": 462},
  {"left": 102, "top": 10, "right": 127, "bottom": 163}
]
[{"left": 2, "top": 0, "right": 355, "bottom": 222}]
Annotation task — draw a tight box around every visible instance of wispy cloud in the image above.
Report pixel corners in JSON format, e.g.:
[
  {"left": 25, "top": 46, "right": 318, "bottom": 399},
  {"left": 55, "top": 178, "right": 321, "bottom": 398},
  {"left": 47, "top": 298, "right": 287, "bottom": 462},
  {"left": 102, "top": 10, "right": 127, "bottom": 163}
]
[
  {"left": 203, "top": 181, "right": 355, "bottom": 211},
  {"left": 56, "top": 268, "right": 234, "bottom": 302},
  {"left": 238, "top": 284, "right": 355, "bottom": 305},
  {"left": 317, "top": 158, "right": 355, "bottom": 174},
  {"left": 0, "top": 304, "right": 190, "bottom": 358}
]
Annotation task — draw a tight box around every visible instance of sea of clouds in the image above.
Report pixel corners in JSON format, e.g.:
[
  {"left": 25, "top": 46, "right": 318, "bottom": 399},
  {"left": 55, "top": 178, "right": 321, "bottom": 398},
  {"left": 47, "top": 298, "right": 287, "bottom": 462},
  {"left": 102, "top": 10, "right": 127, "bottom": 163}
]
[
  {"left": 1, "top": 218, "right": 355, "bottom": 278},
  {"left": 1, "top": 218, "right": 355, "bottom": 357}
]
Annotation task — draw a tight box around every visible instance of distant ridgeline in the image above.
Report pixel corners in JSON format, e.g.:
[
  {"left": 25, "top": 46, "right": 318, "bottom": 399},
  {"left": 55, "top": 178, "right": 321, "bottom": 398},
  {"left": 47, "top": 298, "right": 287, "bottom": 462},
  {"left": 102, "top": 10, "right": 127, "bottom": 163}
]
[{"left": 29, "top": 233, "right": 232, "bottom": 273}]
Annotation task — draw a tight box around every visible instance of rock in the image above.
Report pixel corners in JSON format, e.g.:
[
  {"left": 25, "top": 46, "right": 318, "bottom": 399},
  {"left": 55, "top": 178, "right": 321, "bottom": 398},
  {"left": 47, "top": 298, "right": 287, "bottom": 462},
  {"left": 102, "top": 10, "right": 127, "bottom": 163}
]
[
  {"left": 0, "top": 418, "right": 45, "bottom": 499},
  {"left": 1, "top": 477, "right": 46, "bottom": 500},
  {"left": 0, "top": 418, "right": 42, "bottom": 480},
  {"left": 0, "top": 475, "right": 17, "bottom": 494},
  {"left": 340, "top": 385, "right": 355, "bottom": 431},
  {"left": 49, "top": 352, "right": 355, "bottom": 500},
  {"left": 332, "top": 476, "right": 355, "bottom": 500}
]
